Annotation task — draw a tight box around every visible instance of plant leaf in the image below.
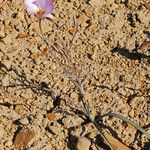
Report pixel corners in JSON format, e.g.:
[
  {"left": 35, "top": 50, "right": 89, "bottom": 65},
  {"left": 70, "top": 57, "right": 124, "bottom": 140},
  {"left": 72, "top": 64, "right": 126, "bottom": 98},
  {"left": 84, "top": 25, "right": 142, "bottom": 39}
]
[{"left": 101, "top": 113, "right": 150, "bottom": 139}]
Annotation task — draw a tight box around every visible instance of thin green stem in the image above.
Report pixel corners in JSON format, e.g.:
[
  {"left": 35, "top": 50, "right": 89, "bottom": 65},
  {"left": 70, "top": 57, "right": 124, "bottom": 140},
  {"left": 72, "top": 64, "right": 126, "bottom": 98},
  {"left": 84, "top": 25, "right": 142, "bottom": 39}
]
[
  {"left": 39, "top": 19, "right": 42, "bottom": 34},
  {"left": 101, "top": 113, "right": 150, "bottom": 139},
  {"left": 78, "top": 89, "right": 114, "bottom": 150},
  {"left": 93, "top": 120, "right": 115, "bottom": 150}
]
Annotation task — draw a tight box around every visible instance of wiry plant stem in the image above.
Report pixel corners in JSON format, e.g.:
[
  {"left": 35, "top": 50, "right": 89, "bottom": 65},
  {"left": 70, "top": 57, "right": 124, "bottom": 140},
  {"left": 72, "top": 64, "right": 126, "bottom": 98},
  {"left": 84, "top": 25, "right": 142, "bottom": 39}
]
[
  {"left": 38, "top": 20, "right": 115, "bottom": 150},
  {"left": 101, "top": 112, "right": 150, "bottom": 139},
  {"left": 39, "top": 19, "right": 42, "bottom": 33}
]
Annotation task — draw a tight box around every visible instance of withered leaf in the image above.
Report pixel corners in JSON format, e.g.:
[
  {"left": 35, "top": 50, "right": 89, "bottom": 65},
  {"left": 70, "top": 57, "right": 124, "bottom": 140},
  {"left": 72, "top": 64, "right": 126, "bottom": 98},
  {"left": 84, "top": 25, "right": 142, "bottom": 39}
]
[
  {"left": 69, "top": 28, "right": 78, "bottom": 34},
  {"left": 140, "top": 40, "right": 150, "bottom": 51},
  {"left": 39, "top": 48, "right": 48, "bottom": 56},
  {"left": 16, "top": 34, "right": 29, "bottom": 39},
  {"left": 45, "top": 112, "right": 56, "bottom": 121},
  {"left": 30, "top": 52, "right": 39, "bottom": 59},
  {"left": 145, "top": 2, "right": 150, "bottom": 11},
  {"left": 104, "top": 131, "right": 131, "bottom": 150},
  {"left": 14, "top": 128, "right": 35, "bottom": 149}
]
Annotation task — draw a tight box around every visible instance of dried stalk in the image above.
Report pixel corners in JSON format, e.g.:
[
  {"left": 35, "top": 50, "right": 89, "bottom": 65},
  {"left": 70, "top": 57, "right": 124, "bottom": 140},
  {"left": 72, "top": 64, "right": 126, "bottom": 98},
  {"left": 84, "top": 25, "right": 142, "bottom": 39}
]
[{"left": 38, "top": 19, "right": 115, "bottom": 150}]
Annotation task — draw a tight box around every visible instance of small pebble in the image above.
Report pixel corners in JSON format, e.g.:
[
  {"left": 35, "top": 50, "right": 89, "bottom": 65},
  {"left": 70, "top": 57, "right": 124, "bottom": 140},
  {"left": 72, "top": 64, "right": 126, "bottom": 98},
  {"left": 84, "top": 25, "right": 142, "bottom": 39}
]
[
  {"left": 91, "top": 46, "right": 98, "bottom": 60},
  {"left": 76, "top": 136, "right": 91, "bottom": 150},
  {"left": 47, "top": 122, "right": 62, "bottom": 135},
  {"left": 2, "top": 59, "right": 12, "bottom": 70},
  {"left": 20, "top": 89, "right": 33, "bottom": 99},
  {"left": 117, "top": 88, "right": 126, "bottom": 96},
  {"left": 19, "top": 117, "right": 29, "bottom": 125},
  {"left": 128, "top": 109, "right": 134, "bottom": 118},
  {"left": 2, "top": 74, "right": 10, "bottom": 86},
  {"left": 5, "top": 140, "right": 13, "bottom": 147},
  {"left": 3, "top": 35, "right": 12, "bottom": 44},
  {"left": 14, "top": 128, "right": 36, "bottom": 149},
  {"left": 70, "top": 92, "right": 78, "bottom": 99},
  {"left": 0, "top": 125, "right": 5, "bottom": 139},
  {"left": 89, "top": 0, "right": 105, "bottom": 7}
]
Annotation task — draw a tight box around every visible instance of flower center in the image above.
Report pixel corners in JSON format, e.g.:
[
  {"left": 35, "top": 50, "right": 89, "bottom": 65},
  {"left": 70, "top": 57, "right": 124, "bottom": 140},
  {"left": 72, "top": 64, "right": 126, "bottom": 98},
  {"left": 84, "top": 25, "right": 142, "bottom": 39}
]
[{"left": 36, "top": 9, "right": 45, "bottom": 15}]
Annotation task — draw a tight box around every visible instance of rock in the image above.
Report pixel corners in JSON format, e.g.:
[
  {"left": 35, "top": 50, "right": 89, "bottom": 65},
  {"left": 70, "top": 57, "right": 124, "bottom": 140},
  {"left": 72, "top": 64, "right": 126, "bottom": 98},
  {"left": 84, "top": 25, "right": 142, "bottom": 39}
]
[
  {"left": 0, "top": 42, "right": 5, "bottom": 51},
  {"left": 128, "top": 109, "right": 134, "bottom": 118},
  {"left": 14, "top": 128, "right": 36, "bottom": 149},
  {"left": 0, "top": 125, "right": 5, "bottom": 139},
  {"left": 45, "top": 113, "right": 56, "bottom": 121},
  {"left": 2, "top": 74, "right": 10, "bottom": 86},
  {"left": 0, "top": 24, "right": 5, "bottom": 38},
  {"left": 19, "top": 117, "right": 29, "bottom": 125},
  {"left": 117, "top": 88, "right": 126, "bottom": 96},
  {"left": 63, "top": 116, "right": 83, "bottom": 128},
  {"left": 91, "top": 46, "right": 98, "bottom": 60},
  {"left": 78, "top": 14, "right": 89, "bottom": 27},
  {"left": 89, "top": 0, "right": 105, "bottom": 7},
  {"left": 20, "top": 89, "right": 33, "bottom": 99},
  {"left": 76, "top": 136, "right": 91, "bottom": 150},
  {"left": 0, "top": 51, "right": 3, "bottom": 61},
  {"left": 3, "top": 35, "right": 12, "bottom": 44},
  {"left": 47, "top": 122, "right": 61, "bottom": 135},
  {"left": 5, "top": 140, "right": 13, "bottom": 147},
  {"left": 2, "top": 59, "right": 12, "bottom": 70},
  {"left": 70, "top": 92, "right": 78, "bottom": 99},
  {"left": 17, "top": 12, "right": 25, "bottom": 22},
  {"left": 0, "top": 0, "right": 3, "bottom": 4},
  {"left": 0, "top": 30, "right": 5, "bottom": 38}
]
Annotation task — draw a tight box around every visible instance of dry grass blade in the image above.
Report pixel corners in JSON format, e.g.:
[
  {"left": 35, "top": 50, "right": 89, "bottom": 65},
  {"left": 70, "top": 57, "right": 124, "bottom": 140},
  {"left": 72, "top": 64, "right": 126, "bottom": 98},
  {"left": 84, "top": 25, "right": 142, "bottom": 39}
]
[{"left": 104, "top": 131, "right": 131, "bottom": 150}]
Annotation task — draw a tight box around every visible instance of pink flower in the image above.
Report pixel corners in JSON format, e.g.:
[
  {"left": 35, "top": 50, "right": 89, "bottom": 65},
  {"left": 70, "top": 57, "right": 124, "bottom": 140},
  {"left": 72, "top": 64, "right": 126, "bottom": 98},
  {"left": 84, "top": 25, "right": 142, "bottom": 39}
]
[{"left": 24, "top": 0, "right": 54, "bottom": 19}]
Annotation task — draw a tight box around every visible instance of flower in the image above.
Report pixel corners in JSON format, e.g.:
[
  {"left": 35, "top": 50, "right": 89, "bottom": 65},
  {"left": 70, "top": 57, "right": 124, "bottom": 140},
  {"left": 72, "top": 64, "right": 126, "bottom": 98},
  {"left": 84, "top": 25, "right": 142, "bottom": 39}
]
[{"left": 24, "top": 0, "right": 54, "bottom": 19}]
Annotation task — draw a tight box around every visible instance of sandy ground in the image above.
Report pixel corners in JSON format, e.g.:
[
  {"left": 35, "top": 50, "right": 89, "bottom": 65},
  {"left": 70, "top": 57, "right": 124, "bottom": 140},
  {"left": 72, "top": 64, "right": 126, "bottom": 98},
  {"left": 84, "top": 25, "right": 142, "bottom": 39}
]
[{"left": 0, "top": 0, "right": 150, "bottom": 150}]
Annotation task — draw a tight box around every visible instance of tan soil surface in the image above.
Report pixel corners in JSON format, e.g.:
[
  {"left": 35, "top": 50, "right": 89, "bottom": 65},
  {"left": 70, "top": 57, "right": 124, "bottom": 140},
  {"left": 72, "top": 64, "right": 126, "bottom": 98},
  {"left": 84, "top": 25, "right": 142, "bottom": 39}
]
[{"left": 0, "top": 0, "right": 150, "bottom": 150}]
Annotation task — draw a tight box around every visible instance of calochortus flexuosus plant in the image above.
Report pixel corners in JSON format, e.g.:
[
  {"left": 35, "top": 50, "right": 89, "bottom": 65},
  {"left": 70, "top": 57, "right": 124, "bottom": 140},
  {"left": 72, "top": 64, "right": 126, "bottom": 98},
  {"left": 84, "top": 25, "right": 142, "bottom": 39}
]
[
  {"left": 24, "top": 0, "right": 54, "bottom": 18},
  {"left": 23, "top": 1, "right": 150, "bottom": 150}
]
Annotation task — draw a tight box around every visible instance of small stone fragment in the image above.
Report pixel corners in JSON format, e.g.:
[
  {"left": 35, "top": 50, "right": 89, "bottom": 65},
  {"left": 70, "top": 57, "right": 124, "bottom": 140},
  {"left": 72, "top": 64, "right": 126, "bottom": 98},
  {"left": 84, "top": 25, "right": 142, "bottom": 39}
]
[
  {"left": 128, "top": 109, "right": 134, "bottom": 118},
  {"left": 5, "top": 140, "right": 13, "bottom": 147},
  {"left": 70, "top": 92, "right": 78, "bottom": 99},
  {"left": 0, "top": 125, "right": 5, "bottom": 139},
  {"left": 45, "top": 112, "right": 56, "bottom": 121},
  {"left": 76, "top": 136, "right": 91, "bottom": 150},
  {"left": 2, "top": 74, "right": 10, "bottom": 86},
  {"left": 17, "top": 12, "right": 25, "bottom": 22},
  {"left": 3, "top": 35, "right": 12, "bottom": 44},
  {"left": 2, "top": 59, "right": 12, "bottom": 70},
  {"left": 0, "top": 30, "right": 5, "bottom": 38},
  {"left": 89, "top": 0, "right": 105, "bottom": 7},
  {"left": 14, "top": 128, "right": 35, "bottom": 149},
  {"left": 47, "top": 122, "right": 61, "bottom": 135},
  {"left": 117, "top": 88, "right": 126, "bottom": 96},
  {"left": 19, "top": 117, "right": 29, "bottom": 125},
  {"left": 0, "top": 24, "right": 5, "bottom": 38},
  {"left": 91, "top": 46, "right": 98, "bottom": 60},
  {"left": 20, "top": 89, "right": 33, "bottom": 99},
  {"left": 145, "top": 2, "right": 150, "bottom": 11},
  {"left": 140, "top": 40, "right": 150, "bottom": 51},
  {"left": 63, "top": 116, "right": 83, "bottom": 128}
]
